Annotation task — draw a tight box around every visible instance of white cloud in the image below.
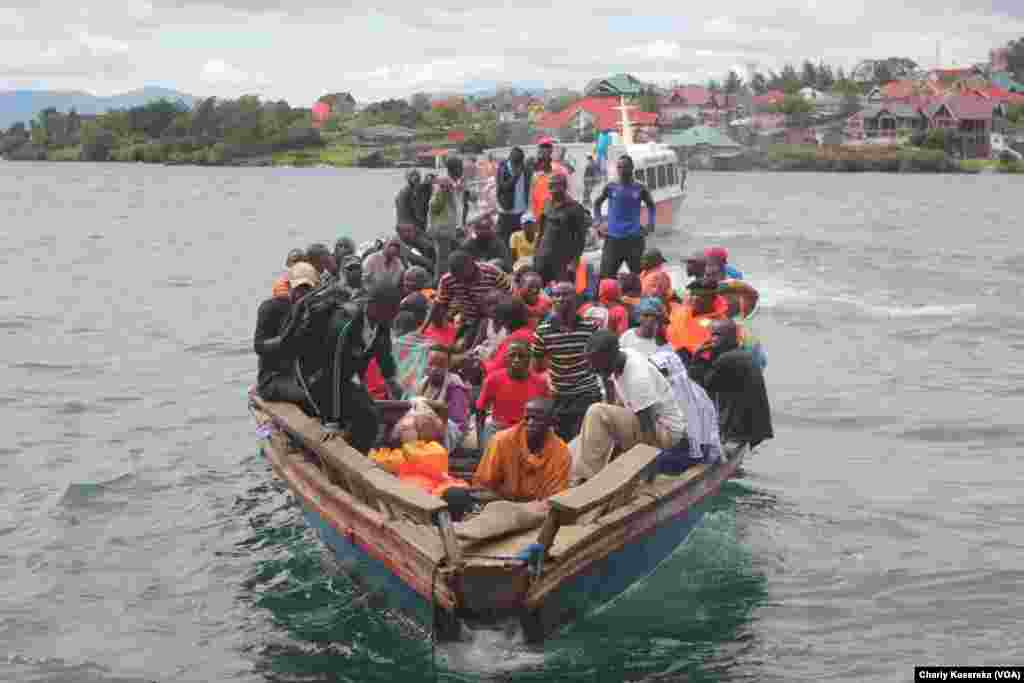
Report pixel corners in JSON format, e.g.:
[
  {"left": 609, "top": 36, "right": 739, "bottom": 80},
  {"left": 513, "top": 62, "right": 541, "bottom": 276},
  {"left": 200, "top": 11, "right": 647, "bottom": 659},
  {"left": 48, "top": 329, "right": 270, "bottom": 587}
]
[
  {"left": 200, "top": 58, "right": 266, "bottom": 89},
  {"left": 2, "top": 1, "right": 1024, "bottom": 102}
]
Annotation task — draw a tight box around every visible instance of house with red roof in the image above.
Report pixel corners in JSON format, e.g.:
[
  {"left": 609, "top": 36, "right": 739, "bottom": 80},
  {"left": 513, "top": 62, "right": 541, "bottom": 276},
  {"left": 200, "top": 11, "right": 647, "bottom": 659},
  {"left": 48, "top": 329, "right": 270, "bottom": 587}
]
[
  {"left": 924, "top": 95, "right": 1005, "bottom": 158},
  {"left": 536, "top": 96, "right": 659, "bottom": 139},
  {"left": 657, "top": 87, "right": 740, "bottom": 128}
]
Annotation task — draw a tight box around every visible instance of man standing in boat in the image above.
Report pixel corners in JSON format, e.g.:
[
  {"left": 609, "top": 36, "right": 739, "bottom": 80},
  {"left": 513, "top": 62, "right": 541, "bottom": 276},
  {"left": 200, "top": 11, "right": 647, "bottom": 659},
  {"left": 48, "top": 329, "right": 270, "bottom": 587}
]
[
  {"left": 428, "top": 156, "right": 472, "bottom": 285},
  {"left": 593, "top": 155, "right": 656, "bottom": 279},
  {"left": 534, "top": 174, "right": 588, "bottom": 286},
  {"left": 496, "top": 147, "right": 532, "bottom": 247}
]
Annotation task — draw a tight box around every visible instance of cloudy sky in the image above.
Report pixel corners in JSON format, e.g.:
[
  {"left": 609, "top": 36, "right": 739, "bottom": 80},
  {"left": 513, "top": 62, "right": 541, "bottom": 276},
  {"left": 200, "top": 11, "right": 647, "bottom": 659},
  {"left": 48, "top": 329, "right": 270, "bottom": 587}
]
[{"left": 2, "top": 1, "right": 1023, "bottom": 104}]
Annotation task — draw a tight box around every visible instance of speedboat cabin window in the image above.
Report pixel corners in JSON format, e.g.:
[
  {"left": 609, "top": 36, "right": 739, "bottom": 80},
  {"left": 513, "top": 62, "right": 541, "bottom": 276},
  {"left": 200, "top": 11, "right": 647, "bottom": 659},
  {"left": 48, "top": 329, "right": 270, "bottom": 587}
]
[{"left": 657, "top": 165, "right": 667, "bottom": 189}]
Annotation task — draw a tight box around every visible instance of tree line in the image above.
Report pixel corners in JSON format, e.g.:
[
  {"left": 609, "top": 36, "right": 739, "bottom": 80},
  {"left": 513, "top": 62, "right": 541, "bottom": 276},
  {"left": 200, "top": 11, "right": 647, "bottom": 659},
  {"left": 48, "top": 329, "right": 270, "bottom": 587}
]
[{"left": 0, "top": 96, "right": 323, "bottom": 164}]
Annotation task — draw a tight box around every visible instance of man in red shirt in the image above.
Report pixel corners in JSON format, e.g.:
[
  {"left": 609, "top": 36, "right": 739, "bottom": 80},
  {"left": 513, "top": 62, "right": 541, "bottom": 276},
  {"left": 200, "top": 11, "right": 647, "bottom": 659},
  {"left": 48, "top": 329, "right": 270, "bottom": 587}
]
[
  {"left": 476, "top": 341, "right": 550, "bottom": 451},
  {"left": 518, "top": 271, "right": 552, "bottom": 329}
]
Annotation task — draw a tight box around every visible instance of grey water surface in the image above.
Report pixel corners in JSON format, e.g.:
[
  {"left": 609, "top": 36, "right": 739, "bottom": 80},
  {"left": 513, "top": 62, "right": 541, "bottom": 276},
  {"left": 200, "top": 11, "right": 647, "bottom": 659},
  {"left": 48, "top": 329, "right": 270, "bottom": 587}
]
[{"left": 1, "top": 163, "right": 1021, "bottom": 682}]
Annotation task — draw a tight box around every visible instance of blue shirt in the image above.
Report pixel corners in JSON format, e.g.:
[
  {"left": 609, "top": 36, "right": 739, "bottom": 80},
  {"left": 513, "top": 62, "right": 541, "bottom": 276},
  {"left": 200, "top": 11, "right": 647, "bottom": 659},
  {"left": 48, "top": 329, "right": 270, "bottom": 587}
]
[{"left": 605, "top": 182, "right": 649, "bottom": 239}]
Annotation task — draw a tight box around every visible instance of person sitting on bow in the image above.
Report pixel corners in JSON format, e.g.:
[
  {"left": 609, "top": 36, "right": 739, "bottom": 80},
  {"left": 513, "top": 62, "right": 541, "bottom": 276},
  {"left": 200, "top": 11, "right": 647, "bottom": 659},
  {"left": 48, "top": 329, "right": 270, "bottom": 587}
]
[
  {"left": 472, "top": 398, "right": 571, "bottom": 502},
  {"left": 415, "top": 344, "right": 471, "bottom": 452}
]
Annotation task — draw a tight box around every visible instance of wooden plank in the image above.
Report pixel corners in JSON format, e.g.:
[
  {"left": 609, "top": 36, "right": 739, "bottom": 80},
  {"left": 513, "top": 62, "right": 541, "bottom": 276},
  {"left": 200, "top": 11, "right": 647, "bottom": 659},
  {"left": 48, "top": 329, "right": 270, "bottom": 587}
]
[
  {"left": 435, "top": 510, "right": 463, "bottom": 566},
  {"left": 548, "top": 444, "right": 661, "bottom": 522},
  {"left": 256, "top": 398, "right": 449, "bottom": 525},
  {"left": 262, "top": 433, "right": 458, "bottom": 608},
  {"left": 361, "top": 468, "right": 447, "bottom": 526},
  {"left": 525, "top": 447, "right": 746, "bottom": 610}
]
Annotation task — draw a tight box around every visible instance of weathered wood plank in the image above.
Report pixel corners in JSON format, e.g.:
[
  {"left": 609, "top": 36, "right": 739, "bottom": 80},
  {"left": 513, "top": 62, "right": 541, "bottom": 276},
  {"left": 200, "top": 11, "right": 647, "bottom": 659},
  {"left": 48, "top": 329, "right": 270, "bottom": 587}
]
[
  {"left": 255, "top": 398, "right": 448, "bottom": 525},
  {"left": 525, "top": 447, "right": 746, "bottom": 609},
  {"left": 548, "top": 444, "right": 661, "bottom": 522},
  {"left": 261, "top": 430, "right": 458, "bottom": 608}
]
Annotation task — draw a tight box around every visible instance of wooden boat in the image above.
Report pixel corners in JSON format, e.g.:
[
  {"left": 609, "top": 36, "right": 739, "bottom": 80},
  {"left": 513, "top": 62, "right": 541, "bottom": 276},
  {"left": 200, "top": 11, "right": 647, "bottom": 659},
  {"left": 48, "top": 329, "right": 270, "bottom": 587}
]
[{"left": 250, "top": 395, "right": 748, "bottom": 642}]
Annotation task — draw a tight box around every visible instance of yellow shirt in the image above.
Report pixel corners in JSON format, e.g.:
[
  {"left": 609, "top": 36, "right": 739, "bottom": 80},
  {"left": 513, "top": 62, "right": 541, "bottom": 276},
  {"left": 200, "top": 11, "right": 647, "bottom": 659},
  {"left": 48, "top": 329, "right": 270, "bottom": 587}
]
[
  {"left": 473, "top": 424, "right": 570, "bottom": 502},
  {"left": 509, "top": 230, "right": 537, "bottom": 260}
]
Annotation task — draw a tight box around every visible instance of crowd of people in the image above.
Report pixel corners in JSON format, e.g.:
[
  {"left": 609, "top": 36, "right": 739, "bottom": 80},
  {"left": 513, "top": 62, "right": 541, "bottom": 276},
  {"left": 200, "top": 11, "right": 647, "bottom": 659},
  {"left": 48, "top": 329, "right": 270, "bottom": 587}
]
[{"left": 253, "top": 145, "right": 772, "bottom": 507}]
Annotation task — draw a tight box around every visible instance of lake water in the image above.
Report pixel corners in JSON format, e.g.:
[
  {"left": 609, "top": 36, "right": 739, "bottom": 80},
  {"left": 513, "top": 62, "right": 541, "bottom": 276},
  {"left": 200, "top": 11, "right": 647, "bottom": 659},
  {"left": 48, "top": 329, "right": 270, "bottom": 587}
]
[{"left": 1, "top": 163, "right": 1022, "bottom": 683}]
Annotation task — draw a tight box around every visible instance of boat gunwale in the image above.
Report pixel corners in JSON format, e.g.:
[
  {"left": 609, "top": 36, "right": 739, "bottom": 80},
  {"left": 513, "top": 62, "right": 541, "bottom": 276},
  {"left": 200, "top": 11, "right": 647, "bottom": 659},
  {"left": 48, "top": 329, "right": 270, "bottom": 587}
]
[{"left": 259, "top": 424, "right": 459, "bottom": 610}]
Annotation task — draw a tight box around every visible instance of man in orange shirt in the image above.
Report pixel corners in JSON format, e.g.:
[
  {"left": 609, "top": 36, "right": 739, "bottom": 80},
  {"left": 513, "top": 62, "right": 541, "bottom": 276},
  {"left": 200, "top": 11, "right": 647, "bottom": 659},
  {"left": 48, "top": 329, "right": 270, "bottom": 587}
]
[
  {"left": 529, "top": 138, "right": 569, "bottom": 224},
  {"left": 472, "top": 398, "right": 570, "bottom": 502}
]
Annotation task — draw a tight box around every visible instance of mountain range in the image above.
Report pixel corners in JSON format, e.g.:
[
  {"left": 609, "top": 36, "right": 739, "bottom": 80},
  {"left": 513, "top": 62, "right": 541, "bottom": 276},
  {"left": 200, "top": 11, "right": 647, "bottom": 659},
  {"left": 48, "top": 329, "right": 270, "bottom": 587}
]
[{"left": 0, "top": 87, "right": 199, "bottom": 129}]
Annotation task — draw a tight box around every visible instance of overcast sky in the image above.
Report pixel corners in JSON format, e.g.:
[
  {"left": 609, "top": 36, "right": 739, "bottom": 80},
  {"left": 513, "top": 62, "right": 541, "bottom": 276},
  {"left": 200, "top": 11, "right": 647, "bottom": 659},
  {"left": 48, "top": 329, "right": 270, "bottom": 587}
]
[{"left": 2, "top": 1, "right": 1023, "bottom": 104}]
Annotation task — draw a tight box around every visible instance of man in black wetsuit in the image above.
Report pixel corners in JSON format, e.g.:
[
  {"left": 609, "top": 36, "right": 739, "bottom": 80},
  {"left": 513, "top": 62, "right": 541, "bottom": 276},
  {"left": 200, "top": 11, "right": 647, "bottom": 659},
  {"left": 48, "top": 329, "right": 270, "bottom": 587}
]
[
  {"left": 688, "top": 319, "right": 773, "bottom": 449},
  {"left": 310, "top": 281, "right": 404, "bottom": 452},
  {"left": 253, "top": 262, "right": 321, "bottom": 407}
]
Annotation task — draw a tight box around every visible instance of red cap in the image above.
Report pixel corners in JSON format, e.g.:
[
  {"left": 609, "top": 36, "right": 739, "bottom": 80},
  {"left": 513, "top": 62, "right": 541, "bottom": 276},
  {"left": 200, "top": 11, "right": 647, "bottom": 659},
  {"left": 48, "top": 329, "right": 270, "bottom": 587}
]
[
  {"left": 537, "top": 136, "right": 554, "bottom": 146},
  {"left": 705, "top": 246, "right": 729, "bottom": 263}
]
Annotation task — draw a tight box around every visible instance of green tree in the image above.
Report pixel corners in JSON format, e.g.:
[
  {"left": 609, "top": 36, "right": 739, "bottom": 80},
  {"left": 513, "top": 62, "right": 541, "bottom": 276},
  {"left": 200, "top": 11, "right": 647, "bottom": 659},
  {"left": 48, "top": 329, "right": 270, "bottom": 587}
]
[
  {"left": 922, "top": 128, "right": 950, "bottom": 152},
  {"left": 724, "top": 70, "right": 744, "bottom": 94},
  {"left": 80, "top": 121, "right": 115, "bottom": 161},
  {"left": 1007, "top": 38, "right": 1024, "bottom": 81},
  {"left": 1008, "top": 102, "right": 1024, "bottom": 125},
  {"left": 775, "top": 94, "right": 814, "bottom": 127},
  {"left": 774, "top": 64, "right": 802, "bottom": 94},
  {"left": 637, "top": 87, "right": 659, "bottom": 113}
]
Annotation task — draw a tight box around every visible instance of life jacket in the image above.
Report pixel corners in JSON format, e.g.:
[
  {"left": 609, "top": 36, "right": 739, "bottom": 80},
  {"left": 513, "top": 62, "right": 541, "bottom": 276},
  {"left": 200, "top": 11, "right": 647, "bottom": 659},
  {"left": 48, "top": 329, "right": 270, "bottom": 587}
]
[{"left": 667, "top": 304, "right": 723, "bottom": 355}]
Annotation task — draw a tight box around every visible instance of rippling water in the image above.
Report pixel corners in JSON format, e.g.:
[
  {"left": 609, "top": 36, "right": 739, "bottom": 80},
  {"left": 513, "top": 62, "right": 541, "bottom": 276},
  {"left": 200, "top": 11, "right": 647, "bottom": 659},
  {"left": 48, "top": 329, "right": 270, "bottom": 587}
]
[{"left": 2, "top": 163, "right": 1022, "bottom": 682}]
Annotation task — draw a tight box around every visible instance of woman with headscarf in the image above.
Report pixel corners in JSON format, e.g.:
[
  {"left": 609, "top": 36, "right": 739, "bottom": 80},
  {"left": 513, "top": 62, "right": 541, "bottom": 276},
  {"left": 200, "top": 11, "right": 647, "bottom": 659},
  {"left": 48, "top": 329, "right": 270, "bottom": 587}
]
[{"left": 578, "top": 279, "right": 629, "bottom": 335}]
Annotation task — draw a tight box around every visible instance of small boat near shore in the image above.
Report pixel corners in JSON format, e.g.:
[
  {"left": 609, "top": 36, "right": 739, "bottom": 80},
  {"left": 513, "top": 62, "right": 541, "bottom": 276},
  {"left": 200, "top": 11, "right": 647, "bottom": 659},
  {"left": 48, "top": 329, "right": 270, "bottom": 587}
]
[{"left": 250, "top": 395, "right": 748, "bottom": 642}]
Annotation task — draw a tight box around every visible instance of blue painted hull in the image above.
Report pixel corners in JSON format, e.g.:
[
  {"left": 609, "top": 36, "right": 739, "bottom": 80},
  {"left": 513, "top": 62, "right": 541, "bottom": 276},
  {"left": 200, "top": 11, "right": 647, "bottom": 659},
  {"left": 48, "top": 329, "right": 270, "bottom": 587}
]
[
  {"left": 298, "top": 506, "right": 435, "bottom": 628},
  {"left": 544, "top": 507, "right": 706, "bottom": 627}
]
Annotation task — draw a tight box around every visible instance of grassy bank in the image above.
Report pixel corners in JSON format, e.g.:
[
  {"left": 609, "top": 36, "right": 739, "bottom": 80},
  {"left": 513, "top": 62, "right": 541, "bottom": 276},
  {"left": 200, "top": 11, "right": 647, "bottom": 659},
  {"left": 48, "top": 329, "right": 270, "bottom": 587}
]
[
  {"left": 959, "top": 158, "right": 1024, "bottom": 174},
  {"left": 763, "top": 144, "right": 959, "bottom": 173}
]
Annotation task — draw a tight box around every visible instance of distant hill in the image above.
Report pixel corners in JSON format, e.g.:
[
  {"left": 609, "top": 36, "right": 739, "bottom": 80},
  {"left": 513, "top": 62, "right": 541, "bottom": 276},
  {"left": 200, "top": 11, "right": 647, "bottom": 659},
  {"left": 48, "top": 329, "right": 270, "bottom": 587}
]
[{"left": 0, "top": 87, "right": 200, "bottom": 128}]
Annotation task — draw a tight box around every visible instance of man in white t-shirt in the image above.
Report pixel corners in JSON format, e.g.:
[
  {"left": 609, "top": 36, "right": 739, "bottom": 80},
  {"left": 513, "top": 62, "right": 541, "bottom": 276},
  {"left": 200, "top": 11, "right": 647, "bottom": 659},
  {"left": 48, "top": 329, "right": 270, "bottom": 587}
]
[{"left": 571, "top": 329, "right": 688, "bottom": 485}]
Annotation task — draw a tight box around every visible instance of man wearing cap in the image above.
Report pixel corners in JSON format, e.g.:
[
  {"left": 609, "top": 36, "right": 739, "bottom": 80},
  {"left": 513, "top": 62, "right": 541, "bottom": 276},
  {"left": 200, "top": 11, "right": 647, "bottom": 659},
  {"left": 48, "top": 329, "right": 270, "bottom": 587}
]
[
  {"left": 705, "top": 246, "right": 744, "bottom": 280},
  {"left": 496, "top": 147, "right": 532, "bottom": 246},
  {"left": 639, "top": 248, "right": 673, "bottom": 298},
  {"left": 509, "top": 213, "right": 539, "bottom": 262},
  {"left": 593, "top": 154, "right": 656, "bottom": 279},
  {"left": 254, "top": 262, "right": 321, "bottom": 406}
]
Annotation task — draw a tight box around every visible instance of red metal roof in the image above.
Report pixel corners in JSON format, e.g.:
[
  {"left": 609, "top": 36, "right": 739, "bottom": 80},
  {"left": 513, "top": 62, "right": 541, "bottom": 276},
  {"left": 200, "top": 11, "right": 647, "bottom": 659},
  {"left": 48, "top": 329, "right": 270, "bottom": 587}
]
[
  {"left": 447, "top": 130, "right": 466, "bottom": 142},
  {"left": 925, "top": 95, "right": 997, "bottom": 120},
  {"left": 660, "top": 86, "right": 712, "bottom": 107},
  {"left": 537, "top": 97, "right": 658, "bottom": 131}
]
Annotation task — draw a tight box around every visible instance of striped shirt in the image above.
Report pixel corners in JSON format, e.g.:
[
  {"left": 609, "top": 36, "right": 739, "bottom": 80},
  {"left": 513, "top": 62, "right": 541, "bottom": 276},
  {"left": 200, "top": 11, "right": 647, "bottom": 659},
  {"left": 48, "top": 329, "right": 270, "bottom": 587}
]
[
  {"left": 435, "top": 261, "right": 512, "bottom": 323},
  {"left": 531, "top": 315, "right": 602, "bottom": 399}
]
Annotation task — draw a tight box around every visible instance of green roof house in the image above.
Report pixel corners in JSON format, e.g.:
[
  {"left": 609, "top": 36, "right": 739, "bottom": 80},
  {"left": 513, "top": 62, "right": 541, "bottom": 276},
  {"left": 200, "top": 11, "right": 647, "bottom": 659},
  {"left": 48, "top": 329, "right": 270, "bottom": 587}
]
[
  {"left": 661, "top": 125, "right": 742, "bottom": 149},
  {"left": 584, "top": 73, "right": 649, "bottom": 98}
]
